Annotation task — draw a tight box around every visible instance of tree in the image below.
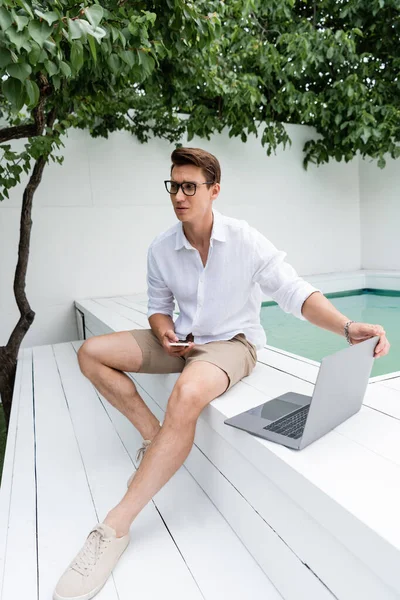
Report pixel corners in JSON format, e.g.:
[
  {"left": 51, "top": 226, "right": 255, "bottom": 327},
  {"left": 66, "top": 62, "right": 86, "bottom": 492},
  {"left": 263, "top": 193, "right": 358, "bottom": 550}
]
[
  {"left": 136, "top": 0, "right": 400, "bottom": 168},
  {"left": 0, "top": 0, "right": 221, "bottom": 427}
]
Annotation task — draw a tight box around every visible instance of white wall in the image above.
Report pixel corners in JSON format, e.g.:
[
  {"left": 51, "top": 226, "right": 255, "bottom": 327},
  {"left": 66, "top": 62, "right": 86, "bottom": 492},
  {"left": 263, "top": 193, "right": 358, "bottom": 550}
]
[
  {"left": 359, "top": 155, "right": 400, "bottom": 270},
  {"left": 0, "top": 123, "right": 361, "bottom": 348}
]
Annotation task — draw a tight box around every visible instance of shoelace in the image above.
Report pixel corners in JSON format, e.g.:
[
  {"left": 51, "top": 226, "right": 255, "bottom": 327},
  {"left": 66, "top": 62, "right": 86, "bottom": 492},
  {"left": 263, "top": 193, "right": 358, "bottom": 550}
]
[
  {"left": 70, "top": 526, "right": 111, "bottom": 576},
  {"left": 135, "top": 439, "right": 151, "bottom": 464}
]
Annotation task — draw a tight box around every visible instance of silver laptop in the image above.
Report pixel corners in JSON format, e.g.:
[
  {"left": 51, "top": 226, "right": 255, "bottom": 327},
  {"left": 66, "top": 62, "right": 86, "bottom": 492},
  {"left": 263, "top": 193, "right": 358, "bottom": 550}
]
[{"left": 224, "top": 336, "right": 379, "bottom": 450}]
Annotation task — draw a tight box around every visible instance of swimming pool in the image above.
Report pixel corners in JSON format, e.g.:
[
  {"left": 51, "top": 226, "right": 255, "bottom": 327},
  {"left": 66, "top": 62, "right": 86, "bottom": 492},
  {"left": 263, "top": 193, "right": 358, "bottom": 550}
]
[{"left": 260, "top": 289, "right": 400, "bottom": 378}]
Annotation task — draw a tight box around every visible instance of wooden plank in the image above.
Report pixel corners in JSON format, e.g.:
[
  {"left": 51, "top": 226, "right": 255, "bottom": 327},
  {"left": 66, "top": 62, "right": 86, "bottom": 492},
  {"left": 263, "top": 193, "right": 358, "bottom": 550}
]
[
  {"left": 55, "top": 341, "right": 204, "bottom": 600},
  {"left": 335, "top": 405, "right": 400, "bottom": 465},
  {"left": 0, "top": 349, "right": 38, "bottom": 600},
  {"left": 379, "top": 377, "right": 400, "bottom": 392},
  {"left": 32, "top": 344, "right": 119, "bottom": 599},
  {"left": 264, "top": 345, "right": 321, "bottom": 367},
  {"left": 370, "top": 371, "right": 400, "bottom": 383},
  {"left": 94, "top": 298, "right": 151, "bottom": 323},
  {"left": 70, "top": 341, "right": 282, "bottom": 600},
  {"left": 363, "top": 383, "right": 400, "bottom": 420},
  {"left": 75, "top": 299, "right": 140, "bottom": 331},
  {"left": 107, "top": 296, "right": 180, "bottom": 316}
]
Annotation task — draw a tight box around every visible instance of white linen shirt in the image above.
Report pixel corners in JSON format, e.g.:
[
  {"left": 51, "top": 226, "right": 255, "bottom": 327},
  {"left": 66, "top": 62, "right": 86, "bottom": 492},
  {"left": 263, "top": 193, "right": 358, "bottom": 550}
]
[{"left": 146, "top": 208, "right": 322, "bottom": 350}]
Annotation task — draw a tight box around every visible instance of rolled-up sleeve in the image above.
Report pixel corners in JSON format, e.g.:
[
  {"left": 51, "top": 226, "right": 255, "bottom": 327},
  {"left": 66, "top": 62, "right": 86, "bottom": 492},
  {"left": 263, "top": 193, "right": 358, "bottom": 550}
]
[
  {"left": 147, "top": 246, "right": 175, "bottom": 319},
  {"left": 251, "top": 229, "right": 322, "bottom": 321}
]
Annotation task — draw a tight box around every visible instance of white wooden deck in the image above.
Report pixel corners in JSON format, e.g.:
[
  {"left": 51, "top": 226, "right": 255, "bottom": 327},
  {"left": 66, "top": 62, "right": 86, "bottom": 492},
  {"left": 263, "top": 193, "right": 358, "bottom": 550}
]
[
  {"left": 0, "top": 340, "right": 282, "bottom": 600},
  {"left": 1, "top": 291, "right": 400, "bottom": 600}
]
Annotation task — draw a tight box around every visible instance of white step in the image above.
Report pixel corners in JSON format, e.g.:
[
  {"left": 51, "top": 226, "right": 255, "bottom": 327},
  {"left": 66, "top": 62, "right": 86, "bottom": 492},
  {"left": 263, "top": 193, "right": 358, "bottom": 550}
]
[{"left": 72, "top": 295, "right": 400, "bottom": 599}]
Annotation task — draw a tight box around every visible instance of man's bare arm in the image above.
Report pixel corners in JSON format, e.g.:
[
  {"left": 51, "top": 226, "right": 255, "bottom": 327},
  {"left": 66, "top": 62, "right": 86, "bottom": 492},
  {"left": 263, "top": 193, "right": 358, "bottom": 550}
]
[
  {"left": 301, "top": 291, "right": 350, "bottom": 337},
  {"left": 148, "top": 313, "right": 176, "bottom": 343}
]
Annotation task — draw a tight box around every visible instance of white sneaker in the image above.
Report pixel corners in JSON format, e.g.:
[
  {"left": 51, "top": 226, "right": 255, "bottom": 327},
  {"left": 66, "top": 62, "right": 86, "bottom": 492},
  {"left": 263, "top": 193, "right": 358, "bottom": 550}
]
[{"left": 53, "top": 523, "right": 130, "bottom": 600}]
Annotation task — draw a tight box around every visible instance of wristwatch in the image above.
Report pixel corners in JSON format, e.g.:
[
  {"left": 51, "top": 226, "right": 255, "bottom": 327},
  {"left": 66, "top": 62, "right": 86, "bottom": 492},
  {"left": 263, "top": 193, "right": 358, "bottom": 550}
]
[{"left": 344, "top": 320, "right": 356, "bottom": 345}]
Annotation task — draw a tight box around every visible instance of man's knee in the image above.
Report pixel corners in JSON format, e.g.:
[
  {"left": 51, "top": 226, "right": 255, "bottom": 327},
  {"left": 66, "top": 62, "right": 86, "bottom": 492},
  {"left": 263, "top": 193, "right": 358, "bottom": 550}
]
[
  {"left": 167, "top": 382, "right": 203, "bottom": 422},
  {"left": 77, "top": 339, "right": 98, "bottom": 374}
]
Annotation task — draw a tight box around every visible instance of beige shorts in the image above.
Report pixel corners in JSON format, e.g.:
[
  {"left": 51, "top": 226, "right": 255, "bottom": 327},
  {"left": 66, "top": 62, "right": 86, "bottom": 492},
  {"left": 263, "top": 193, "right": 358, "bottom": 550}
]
[{"left": 129, "top": 329, "right": 257, "bottom": 391}]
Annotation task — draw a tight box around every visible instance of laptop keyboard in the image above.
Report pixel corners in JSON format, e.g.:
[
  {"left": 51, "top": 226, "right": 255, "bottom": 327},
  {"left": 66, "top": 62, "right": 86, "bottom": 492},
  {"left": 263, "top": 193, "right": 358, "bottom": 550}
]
[{"left": 263, "top": 404, "right": 310, "bottom": 439}]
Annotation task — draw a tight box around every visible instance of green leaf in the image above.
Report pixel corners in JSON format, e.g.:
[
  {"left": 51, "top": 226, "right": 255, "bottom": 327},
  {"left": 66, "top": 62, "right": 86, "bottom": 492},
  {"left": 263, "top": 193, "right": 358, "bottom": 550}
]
[
  {"left": 25, "top": 79, "right": 39, "bottom": 107},
  {"left": 28, "top": 42, "right": 46, "bottom": 65},
  {"left": 13, "top": 1, "right": 34, "bottom": 18},
  {"left": 84, "top": 5, "right": 103, "bottom": 29},
  {"left": 118, "top": 30, "right": 126, "bottom": 48},
  {"left": 137, "top": 50, "right": 155, "bottom": 76},
  {"left": 89, "top": 25, "right": 106, "bottom": 42},
  {"left": 28, "top": 20, "right": 52, "bottom": 47},
  {"left": 34, "top": 9, "right": 59, "bottom": 26},
  {"left": 0, "top": 47, "right": 12, "bottom": 67},
  {"left": 107, "top": 53, "right": 120, "bottom": 74},
  {"left": 5, "top": 26, "right": 31, "bottom": 52},
  {"left": 68, "top": 18, "right": 82, "bottom": 40},
  {"left": 110, "top": 25, "right": 119, "bottom": 43},
  {"left": 59, "top": 61, "right": 71, "bottom": 77},
  {"left": 43, "top": 39, "right": 56, "bottom": 56},
  {"left": 0, "top": 7, "right": 12, "bottom": 31},
  {"left": 7, "top": 61, "right": 32, "bottom": 81},
  {"left": 2, "top": 77, "right": 25, "bottom": 110},
  {"left": 44, "top": 59, "right": 58, "bottom": 76},
  {"left": 88, "top": 34, "right": 97, "bottom": 63},
  {"left": 52, "top": 74, "right": 61, "bottom": 90},
  {"left": 12, "top": 11, "right": 29, "bottom": 32},
  {"left": 327, "top": 47, "right": 334, "bottom": 60},
  {"left": 70, "top": 41, "right": 84, "bottom": 73},
  {"left": 120, "top": 49, "right": 136, "bottom": 67},
  {"left": 377, "top": 155, "right": 386, "bottom": 168},
  {"left": 143, "top": 11, "right": 157, "bottom": 25}
]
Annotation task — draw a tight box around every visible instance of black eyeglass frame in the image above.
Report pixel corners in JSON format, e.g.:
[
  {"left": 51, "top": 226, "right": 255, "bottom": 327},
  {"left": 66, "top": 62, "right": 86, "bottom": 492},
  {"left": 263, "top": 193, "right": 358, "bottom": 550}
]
[{"left": 164, "top": 180, "right": 215, "bottom": 196}]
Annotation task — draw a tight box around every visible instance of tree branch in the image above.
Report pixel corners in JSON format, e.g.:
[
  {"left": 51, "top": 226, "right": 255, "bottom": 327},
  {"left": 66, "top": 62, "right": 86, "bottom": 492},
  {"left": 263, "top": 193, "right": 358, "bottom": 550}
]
[{"left": 0, "top": 73, "right": 52, "bottom": 143}]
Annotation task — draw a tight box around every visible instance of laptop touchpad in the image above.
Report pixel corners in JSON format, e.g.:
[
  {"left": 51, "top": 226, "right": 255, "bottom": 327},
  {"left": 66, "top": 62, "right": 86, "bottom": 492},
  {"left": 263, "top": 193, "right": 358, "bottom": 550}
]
[{"left": 251, "top": 399, "right": 300, "bottom": 421}]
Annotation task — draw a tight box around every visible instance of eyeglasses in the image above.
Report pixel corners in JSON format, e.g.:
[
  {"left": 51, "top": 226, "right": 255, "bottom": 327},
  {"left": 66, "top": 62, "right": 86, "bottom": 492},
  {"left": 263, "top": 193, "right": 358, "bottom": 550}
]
[{"left": 164, "top": 180, "right": 214, "bottom": 196}]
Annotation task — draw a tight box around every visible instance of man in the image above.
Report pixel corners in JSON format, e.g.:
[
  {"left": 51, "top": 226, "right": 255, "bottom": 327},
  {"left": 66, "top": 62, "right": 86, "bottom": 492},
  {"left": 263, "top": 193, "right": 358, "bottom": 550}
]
[{"left": 54, "top": 147, "right": 390, "bottom": 600}]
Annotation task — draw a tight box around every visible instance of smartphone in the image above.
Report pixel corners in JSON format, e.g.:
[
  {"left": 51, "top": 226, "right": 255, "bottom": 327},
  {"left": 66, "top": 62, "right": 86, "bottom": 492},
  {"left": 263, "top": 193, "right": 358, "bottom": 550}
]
[{"left": 169, "top": 341, "right": 191, "bottom": 347}]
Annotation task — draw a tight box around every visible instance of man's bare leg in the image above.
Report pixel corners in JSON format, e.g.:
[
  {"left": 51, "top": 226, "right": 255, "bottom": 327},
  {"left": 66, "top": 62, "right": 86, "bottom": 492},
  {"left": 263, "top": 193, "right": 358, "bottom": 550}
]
[
  {"left": 102, "top": 361, "right": 229, "bottom": 536},
  {"left": 78, "top": 340, "right": 161, "bottom": 442}
]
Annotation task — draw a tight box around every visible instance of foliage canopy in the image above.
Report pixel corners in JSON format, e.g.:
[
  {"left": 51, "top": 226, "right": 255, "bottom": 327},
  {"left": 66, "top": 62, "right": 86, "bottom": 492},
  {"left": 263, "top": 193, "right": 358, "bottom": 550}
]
[{"left": 0, "top": 0, "right": 399, "bottom": 201}]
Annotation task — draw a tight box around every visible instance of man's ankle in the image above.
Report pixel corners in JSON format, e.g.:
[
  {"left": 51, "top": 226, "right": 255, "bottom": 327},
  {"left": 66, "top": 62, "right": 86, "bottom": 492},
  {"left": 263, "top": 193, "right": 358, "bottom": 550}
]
[{"left": 146, "top": 421, "right": 162, "bottom": 442}]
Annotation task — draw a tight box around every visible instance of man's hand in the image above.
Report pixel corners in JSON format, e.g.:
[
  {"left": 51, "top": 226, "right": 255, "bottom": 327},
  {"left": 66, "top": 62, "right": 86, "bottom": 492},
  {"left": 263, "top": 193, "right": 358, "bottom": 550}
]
[
  {"left": 348, "top": 322, "right": 390, "bottom": 358},
  {"left": 162, "top": 329, "right": 195, "bottom": 358}
]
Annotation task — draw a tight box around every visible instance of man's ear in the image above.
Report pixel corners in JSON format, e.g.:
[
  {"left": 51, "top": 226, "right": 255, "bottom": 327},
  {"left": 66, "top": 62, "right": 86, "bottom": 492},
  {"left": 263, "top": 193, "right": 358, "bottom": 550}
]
[{"left": 211, "top": 182, "right": 221, "bottom": 199}]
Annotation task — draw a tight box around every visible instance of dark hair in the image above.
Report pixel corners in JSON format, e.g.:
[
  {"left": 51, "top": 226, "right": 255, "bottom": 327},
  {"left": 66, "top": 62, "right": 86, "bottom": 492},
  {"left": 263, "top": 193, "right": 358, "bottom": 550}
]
[{"left": 171, "top": 147, "right": 221, "bottom": 187}]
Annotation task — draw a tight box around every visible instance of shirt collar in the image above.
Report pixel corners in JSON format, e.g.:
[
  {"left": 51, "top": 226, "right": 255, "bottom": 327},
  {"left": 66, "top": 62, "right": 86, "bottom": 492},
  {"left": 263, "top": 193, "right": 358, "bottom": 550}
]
[{"left": 174, "top": 208, "right": 226, "bottom": 250}]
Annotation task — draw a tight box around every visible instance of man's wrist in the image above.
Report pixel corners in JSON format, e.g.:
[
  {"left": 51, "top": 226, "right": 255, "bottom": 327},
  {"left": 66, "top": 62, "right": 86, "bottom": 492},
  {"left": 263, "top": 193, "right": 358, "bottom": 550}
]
[
  {"left": 344, "top": 320, "right": 356, "bottom": 345},
  {"left": 148, "top": 313, "right": 175, "bottom": 343}
]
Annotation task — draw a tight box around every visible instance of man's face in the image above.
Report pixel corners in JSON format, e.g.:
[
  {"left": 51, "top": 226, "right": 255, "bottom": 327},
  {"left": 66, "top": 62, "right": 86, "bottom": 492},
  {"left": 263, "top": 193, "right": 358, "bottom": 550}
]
[{"left": 169, "top": 164, "right": 220, "bottom": 223}]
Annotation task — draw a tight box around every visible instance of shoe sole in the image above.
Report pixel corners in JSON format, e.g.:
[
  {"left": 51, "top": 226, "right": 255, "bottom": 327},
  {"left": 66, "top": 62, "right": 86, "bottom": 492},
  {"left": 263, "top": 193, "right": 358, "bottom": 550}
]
[{"left": 53, "top": 539, "right": 130, "bottom": 600}]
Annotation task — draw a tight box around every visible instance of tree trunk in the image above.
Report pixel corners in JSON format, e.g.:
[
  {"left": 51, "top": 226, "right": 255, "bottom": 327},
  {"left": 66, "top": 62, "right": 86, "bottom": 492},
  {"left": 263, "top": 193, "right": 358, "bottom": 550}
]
[
  {"left": 0, "top": 154, "right": 49, "bottom": 427},
  {"left": 0, "top": 78, "right": 55, "bottom": 431}
]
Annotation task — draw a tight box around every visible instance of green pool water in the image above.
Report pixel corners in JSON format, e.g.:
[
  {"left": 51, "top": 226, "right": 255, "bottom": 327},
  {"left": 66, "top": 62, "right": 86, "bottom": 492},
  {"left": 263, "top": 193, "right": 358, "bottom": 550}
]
[{"left": 260, "top": 289, "right": 400, "bottom": 378}]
